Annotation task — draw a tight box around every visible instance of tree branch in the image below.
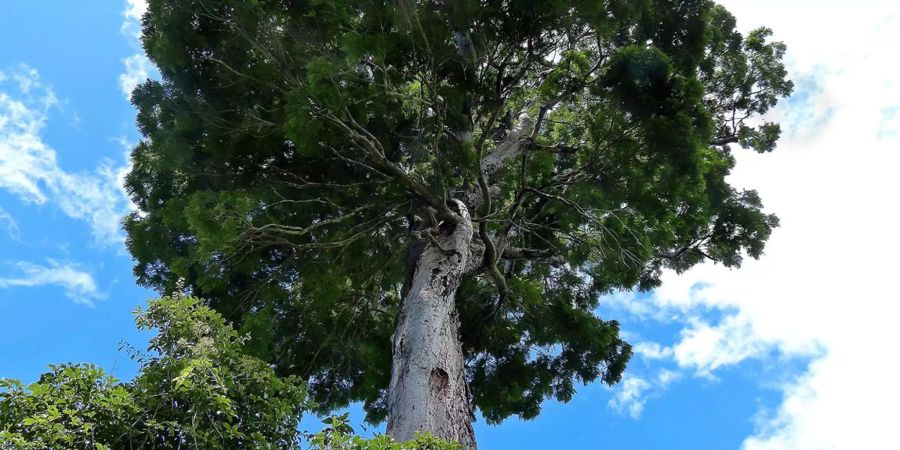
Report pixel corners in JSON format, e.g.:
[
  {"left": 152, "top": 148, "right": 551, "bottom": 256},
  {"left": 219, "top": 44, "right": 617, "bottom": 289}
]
[
  {"left": 711, "top": 135, "right": 739, "bottom": 146},
  {"left": 502, "top": 247, "right": 564, "bottom": 265},
  {"left": 321, "top": 110, "right": 457, "bottom": 222}
]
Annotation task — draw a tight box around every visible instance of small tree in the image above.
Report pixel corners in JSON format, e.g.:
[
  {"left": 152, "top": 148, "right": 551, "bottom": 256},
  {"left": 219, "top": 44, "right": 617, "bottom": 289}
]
[
  {"left": 0, "top": 295, "right": 308, "bottom": 449},
  {"left": 125, "top": 1, "right": 791, "bottom": 447},
  {"left": 0, "top": 365, "right": 136, "bottom": 449}
]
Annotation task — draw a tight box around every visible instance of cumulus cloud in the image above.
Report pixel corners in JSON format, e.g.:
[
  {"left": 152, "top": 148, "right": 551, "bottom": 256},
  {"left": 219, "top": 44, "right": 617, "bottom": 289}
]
[
  {"left": 632, "top": 315, "right": 771, "bottom": 378},
  {"left": 0, "top": 66, "right": 131, "bottom": 245},
  {"left": 677, "top": 318, "right": 762, "bottom": 375},
  {"left": 0, "top": 260, "right": 105, "bottom": 306},
  {"left": 607, "top": 2, "right": 900, "bottom": 448}
]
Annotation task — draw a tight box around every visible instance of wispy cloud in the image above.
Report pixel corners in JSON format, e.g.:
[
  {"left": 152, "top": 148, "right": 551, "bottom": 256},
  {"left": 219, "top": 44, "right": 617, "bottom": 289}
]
[
  {"left": 0, "top": 206, "right": 19, "bottom": 239},
  {"left": 608, "top": 376, "right": 651, "bottom": 419},
  {"left": 774, "top": 70, "right": 835, "bottom": 142},
  {"left": 608, "top": 370, "right": 680, "bottom": 419},
  {"left": 0, "top": 260, "right": 105, "bottom": 306},
  {"left": 119, "top": 54, "right": 152, "bottom": 101},
  {"left": 122, "top": 0, "right": 147, "bottom": 41},
  {"left": 0, "top": 65, "right": 131, "bottom": 245}
]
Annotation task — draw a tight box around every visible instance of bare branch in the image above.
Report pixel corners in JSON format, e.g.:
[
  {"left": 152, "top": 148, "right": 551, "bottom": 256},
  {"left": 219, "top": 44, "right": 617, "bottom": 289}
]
[{"left": 320, "top": 110, "right": 457, "bottom": 222}]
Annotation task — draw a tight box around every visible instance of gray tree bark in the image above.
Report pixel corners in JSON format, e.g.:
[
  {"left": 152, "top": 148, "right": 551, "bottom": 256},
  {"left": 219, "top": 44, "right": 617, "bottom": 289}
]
[{"left": 386, "top": 200, "right": 478, "bottom": 449}]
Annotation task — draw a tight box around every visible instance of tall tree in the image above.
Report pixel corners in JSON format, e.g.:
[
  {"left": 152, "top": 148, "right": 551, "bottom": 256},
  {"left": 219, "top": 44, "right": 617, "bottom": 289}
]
[{"left": 125, "top": 0, "right": 791, "bottom": 447}]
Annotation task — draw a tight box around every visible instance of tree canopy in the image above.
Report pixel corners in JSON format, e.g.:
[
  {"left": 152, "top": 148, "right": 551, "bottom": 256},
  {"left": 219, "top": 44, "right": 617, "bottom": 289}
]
[{"left": 125, "top": 0, "right": 791, "bottom": 426}]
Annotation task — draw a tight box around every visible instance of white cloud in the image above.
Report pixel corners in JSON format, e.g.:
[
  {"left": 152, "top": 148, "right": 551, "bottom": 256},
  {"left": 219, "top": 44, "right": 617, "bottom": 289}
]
[
  {"left": 120, "top": 0, "right": 156, "bottom": 101},
  {"left": 610, "top": 2, "right": 900, "bottom": 448},
  {"left": 119, "top": 54, "right": 152, "bottom": 101},
  {"left": 0, "top": 260, "right": 105, "bottom": 306},
  {"left": 656, "top": 369, "right": 680, "bottom": 387},
  {"left": 632, "top": 341, "right": 673, "bottom": 361},
  {"left": 122, "top": 0, "right": 148, "bottom": 41},
  {"left": 672, "top": 315, "right": 771, "bottom": 377},
  {"left": 608, "top": 376, "right": 652, "bottom": 419},
  {"left": 608, "top": 370, "right": 680, "bottom": 419},
  {"left": 0, "top": 66, "right": 131, "bottom": 245}
]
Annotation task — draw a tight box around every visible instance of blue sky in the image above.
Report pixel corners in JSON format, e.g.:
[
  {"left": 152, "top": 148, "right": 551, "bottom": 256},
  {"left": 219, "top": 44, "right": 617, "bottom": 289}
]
[{"left": 1, "top": 1, "right": 899, "bottom": 449}]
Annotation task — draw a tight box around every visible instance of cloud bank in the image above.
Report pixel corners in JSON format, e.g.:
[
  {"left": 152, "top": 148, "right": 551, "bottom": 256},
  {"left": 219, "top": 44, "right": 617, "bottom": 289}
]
[{"left": 608, "top": 2, "right": 900, "bottom": 449}]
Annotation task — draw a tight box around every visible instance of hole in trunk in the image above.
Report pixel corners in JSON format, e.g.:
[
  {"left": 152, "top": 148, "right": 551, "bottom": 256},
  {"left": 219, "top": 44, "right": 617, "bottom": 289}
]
[{"left": 430, "top": 367, "right": 449, "bottom": 395}]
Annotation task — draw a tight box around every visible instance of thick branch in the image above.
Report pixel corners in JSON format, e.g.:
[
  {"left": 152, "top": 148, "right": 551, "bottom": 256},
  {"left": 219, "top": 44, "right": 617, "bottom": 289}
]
[
  {"left": 480, "top": 112, "right": 535, "bottom": 184},
  {"left": 322, "top": 110, "right": 457, "bottom": 222},
  {"left": 654, "top": 233, "right": 717, "bottom": 262},
  {"left": 475, "top": 117, "right": 512, "bottom": 298},
  {"left": 479, "top": 54, "right": 605, "bottom": 190},
  {"left": 711, "top": 135, "right": 739, "bottom": 146},
  {"left": 502, "top": 247, "right": 563, "bottom": 264}
]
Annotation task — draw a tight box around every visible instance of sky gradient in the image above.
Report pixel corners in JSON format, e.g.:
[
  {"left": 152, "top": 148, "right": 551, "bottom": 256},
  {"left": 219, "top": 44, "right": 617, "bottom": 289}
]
[{"left": 1, "top": 1, "right": 898, "bottom": 448}]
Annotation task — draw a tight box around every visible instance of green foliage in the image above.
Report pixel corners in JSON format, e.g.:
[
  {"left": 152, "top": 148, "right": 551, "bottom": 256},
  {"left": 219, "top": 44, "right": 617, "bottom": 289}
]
[
  {"left": 128, "top": 294, "right": 308, "bottom": 448},
  {"left": 0, "top": 365, "right": 135, "bottom": 450},
  {"left": 700, "top": 6, "right": 794, "bottom": 151},
  {"left": 125, "top": 0, "right": 791, "bottom": 425},
  {"left": 0, "top": 294, "right": 307, "bottom": 449}
]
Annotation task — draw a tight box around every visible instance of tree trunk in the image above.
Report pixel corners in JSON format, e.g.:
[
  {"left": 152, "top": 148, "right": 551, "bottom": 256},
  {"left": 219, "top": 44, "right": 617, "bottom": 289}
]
[{"left": 387, "top": 201, "right": 477, "bottom": 449}]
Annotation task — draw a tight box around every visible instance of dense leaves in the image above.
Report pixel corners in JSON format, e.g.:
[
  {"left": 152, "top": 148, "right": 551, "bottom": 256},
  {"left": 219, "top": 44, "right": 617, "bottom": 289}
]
[
  {"left": 125, "top": 0, "right": 791, "bottom": 424},
  {"left": 0, "top": 365, "right": 135, "bottom": 450}
]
